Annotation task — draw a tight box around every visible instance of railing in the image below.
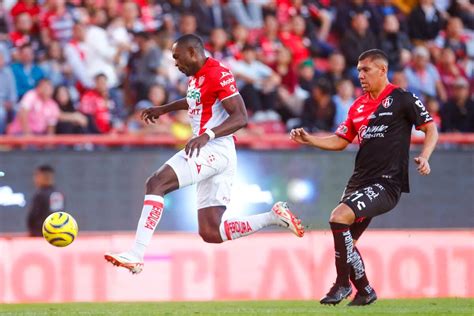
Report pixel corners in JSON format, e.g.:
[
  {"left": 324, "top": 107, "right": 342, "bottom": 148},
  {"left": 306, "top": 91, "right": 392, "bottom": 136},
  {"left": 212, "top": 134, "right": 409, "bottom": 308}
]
[{"left": 1, "top": 133, "right": 474, "bottom": 149}]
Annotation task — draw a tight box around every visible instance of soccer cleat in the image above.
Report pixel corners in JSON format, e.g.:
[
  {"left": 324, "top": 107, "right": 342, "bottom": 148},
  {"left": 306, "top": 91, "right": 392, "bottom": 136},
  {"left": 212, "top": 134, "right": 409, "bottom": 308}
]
[
  {"left": 320, "top": 283, "right": 353, "bottom": 305},
  {"left": 272, "top": 201, "right": 305, "bottom": 237},
  {"left": 347, "top": 289, "right": 377, "bottom": 306},
  {"left": 104, "top": 251, "right": 144, "bottom": 274}
]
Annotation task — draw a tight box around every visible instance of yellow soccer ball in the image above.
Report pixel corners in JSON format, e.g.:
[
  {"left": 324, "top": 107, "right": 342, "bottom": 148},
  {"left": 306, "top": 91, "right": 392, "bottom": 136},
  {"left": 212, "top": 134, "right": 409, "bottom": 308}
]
[{"left": 42, "top": 212, "right": 79, "bottom": 247}]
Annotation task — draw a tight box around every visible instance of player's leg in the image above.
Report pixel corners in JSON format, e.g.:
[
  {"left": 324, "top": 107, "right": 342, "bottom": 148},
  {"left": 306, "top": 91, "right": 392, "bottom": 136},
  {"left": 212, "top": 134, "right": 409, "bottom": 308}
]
[
  {"left": 320, "top": 202, "right": 355, "bottom": 305},
  {"left": 196, "top": 166, "right": 304, "bottom": 243},
  {"left": 343, "top": 183, "right": 400, "bottom": 306},
  {"left": 104, "top": 164, "right": 179, "bottom": 273},
  {"left": 348, "top": 217, "right": 373, "bottom": 303}
]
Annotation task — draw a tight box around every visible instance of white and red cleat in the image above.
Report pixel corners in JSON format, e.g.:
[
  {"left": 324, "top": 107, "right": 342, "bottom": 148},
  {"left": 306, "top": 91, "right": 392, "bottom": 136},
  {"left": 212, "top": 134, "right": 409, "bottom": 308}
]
[
  {"left": 272, "top": 201, "right": 305, "bottom": 237},
  {"left": 104, "top": 251, "right": 144, "bottom": 274}
]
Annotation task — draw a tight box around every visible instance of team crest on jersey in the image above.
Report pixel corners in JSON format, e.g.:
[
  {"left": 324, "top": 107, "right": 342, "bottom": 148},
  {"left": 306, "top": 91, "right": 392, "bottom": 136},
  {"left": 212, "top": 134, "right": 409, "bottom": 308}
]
[{"left": 382, "top": 96, "right": 393, "bottom": 108}]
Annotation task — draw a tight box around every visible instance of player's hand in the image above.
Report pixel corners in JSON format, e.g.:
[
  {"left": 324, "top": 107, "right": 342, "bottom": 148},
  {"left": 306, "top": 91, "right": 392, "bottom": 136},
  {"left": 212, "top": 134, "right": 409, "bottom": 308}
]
[
  {"left": 141, "top": 106, "right": 166, "bottom": 124},
  {"left": 290, "top": 128, "right": 312, "bottom": 145},
  {"left": 185, "top": 133, "right": 210, "bottom": 158},
  {"left": 414, "top": 157, "right": 431, "bottom": 175}
]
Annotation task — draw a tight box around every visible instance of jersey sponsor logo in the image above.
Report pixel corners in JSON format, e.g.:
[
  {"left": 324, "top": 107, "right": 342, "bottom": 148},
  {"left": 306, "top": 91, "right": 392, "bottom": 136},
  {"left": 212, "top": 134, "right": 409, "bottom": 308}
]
[
  {"left": 220, "top": 71, "right": 231, "bottom": 79},
  {"left": 357, "top": 104, "right": 365, "bottom": 113},
  {"left": 379, "top": 112, "right": 393, "bottom": 116},
  {"left": 188, "top": 107, "right": 201, "bottom": 116},
  {"left": 336, "top": 124, "right": 348, "bottom": 135},
  {"left": 359, "top": 124, "right": 388, "bottom": 139},
  {"left": 382, "top": 96, "right": 393, "bottom": 108},
  {"left": 220, "top": 77, "right": 235, "bottom": 87},
  {"left": 187, "top": 89, "right": 201, "bottom": 103}
]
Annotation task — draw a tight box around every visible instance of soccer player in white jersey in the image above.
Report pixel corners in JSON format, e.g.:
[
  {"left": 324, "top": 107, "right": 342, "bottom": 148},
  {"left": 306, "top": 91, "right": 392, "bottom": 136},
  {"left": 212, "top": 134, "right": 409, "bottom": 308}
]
[{"left": 105, "top": 34, "right": 305, "bottom": 274}]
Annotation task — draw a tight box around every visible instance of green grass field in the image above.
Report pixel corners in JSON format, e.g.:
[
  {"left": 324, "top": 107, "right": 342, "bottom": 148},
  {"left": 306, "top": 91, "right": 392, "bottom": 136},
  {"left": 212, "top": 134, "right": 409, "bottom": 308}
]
[{"left": 1, "top": 299, "right": 473, "bottom": 316}]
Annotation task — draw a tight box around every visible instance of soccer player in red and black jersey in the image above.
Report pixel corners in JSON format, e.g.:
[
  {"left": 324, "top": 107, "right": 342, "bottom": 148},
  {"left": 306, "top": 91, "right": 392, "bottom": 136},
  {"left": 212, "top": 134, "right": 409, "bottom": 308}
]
[{"left": 291, "top": 49, "right": 438, "bottom": 306}]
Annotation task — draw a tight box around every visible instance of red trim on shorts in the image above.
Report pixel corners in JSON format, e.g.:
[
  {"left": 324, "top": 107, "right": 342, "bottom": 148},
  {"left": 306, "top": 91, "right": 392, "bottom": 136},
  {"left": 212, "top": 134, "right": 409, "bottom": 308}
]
[
  {"left": 144, "top": 200, "right": 163, "bottom": 209},
  {"left": 224, "top": 220, "right": 232, "bottom": 240}
]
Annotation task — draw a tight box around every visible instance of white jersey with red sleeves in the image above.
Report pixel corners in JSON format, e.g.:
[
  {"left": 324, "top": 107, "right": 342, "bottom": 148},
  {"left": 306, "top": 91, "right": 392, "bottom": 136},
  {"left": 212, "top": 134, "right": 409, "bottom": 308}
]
[{"left": 186, "top": 57, "right": 239, "bottom": 137}]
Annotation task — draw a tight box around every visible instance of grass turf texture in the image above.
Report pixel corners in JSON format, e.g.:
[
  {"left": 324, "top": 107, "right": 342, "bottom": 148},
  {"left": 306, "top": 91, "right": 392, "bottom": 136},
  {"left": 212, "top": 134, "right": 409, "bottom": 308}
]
[{"left": 1, "top": 299, "right": 472, "bottom": 315}]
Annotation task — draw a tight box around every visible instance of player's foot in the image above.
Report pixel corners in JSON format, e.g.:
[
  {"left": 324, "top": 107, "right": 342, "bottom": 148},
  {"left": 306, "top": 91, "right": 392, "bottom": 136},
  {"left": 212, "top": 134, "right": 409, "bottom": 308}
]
[
  {"left": 104, "top": 251, "right": 144, "bottom": 274},
  {"left": 320, "top": 283, "right": 353, "bottom": 305},
  {"left": 347, "top": 289, "right": 377, "bottom": 306},
  {"left": 272, "top": 201, "right": 305, "bottom": 237}
]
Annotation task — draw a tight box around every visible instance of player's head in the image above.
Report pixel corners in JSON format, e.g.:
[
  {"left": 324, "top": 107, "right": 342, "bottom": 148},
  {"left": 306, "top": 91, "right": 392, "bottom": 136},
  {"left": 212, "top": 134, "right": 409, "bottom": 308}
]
[
  {"left": 172, "top": 34, "right": 206, "bottom": 77},
  {"left": 34, "top": 165, "right": 55, "bottom": 188},
  {"left": 357, "top": 49, "right": 389, "bottom": 94}
]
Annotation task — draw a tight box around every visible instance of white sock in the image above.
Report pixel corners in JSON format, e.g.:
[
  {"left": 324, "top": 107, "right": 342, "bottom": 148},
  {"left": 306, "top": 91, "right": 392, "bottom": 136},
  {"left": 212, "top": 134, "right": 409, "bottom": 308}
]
[
  {"left": 219, "top": 211, "right": 278, "bottom": 241},
  {"left": 131, "top": 194, "right": 164, "bottom": 259}
]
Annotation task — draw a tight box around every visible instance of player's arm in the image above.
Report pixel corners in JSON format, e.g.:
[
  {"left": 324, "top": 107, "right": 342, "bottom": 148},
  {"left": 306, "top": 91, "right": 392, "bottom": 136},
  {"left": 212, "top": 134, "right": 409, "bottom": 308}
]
[
  {"left": 290, "top": 128, "right": 350, "bottom": 151},
  {"left": 414, "top": 122, "right": 438, "bottom": 176},
  {"left": 141, "top": 98, "right": 189, "bottom": 124},
  {"left": 185, "top": 94, "right": 248, "bottom": 157},
  {"left": 210, "top": 94, "right": 248, "bottom": 138}
]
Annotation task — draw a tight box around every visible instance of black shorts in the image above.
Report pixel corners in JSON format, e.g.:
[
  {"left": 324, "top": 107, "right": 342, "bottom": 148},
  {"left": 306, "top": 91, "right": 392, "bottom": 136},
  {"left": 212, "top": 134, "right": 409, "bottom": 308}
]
[{"left": 341, "top": 181, "right": 401, "bottom": 219}]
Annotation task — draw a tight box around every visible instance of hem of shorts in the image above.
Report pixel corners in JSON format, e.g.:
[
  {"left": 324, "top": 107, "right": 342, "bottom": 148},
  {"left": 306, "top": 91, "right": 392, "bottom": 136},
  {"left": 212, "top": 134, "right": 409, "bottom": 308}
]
[{"left": 197, "top": 203, "right": 228, "bottom": 210}]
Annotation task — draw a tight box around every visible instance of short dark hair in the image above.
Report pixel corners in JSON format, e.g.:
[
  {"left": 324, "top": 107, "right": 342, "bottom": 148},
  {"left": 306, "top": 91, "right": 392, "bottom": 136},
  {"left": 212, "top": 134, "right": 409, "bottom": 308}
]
[
  {"left": 175, "top": 34, "right": 204, "bottom": 51},
  {"left": 358, "top": 49, "right": 389, "bottom": 65},
  {"left": 37, "top": 164, "right": 54, "bottom": 173}
]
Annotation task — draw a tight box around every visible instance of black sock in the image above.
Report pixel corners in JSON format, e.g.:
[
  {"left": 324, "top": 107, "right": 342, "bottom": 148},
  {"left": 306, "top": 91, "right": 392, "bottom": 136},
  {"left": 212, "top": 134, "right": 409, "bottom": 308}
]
[
  {"left": 350, "top": 247, "right": 372, "bottom": 294},
  {"left": 330, "top": 222, "right": 352, "bottom": 287}
]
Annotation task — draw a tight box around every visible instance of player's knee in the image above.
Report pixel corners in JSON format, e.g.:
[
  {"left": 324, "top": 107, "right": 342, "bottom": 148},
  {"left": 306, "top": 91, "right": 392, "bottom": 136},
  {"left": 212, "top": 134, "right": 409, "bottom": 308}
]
[
  {"left": 329, "top": 207, "right": 354, "bottom": 224},
  {"left": 145, "top": 173, "right": 166, "bottom": 195},
  {"left": 198, "top": 228, "right": 223, "bottom": 244}
]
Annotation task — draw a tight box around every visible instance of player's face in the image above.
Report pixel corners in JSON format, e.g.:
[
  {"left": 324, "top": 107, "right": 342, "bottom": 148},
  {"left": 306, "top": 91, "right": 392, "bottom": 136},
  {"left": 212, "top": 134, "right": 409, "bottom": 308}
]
[
  {"left": 172, "top": 43, "right": 195, "bottom": 77},
  {"left": 357, "top": 58, "right": 387, "bottom": 93}
]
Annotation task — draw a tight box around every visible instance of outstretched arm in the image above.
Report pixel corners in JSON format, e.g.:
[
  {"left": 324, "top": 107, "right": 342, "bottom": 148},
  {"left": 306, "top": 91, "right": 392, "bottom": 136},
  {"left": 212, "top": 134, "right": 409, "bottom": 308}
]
[
  {"left": 141, "top": 98, "right": 189, "bottom": 124},
  {"left": 414, "top": 122, "right": 438, "bottom": 175},
  {"left": 185, "top": 94, "right": 248, "bottom": 157},
  {"left": 290, "top": 128, "right": 350, "bottom": 151}
]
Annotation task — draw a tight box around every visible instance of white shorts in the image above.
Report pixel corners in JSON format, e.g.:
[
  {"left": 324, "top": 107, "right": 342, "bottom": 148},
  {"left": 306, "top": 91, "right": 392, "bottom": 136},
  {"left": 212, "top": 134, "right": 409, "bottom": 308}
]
[{"left": 165, "top": 136, "right": 236, "bottom": 209}]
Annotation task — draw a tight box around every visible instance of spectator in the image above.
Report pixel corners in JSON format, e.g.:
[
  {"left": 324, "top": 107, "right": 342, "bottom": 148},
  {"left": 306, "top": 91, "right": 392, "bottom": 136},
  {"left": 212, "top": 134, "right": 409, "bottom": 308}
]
[
  {"left": 334, "top": 0, "right": 382, "bottom": 37},
  {"left": 227, "top": 23, "right": 250, "bottom": 61},
  {"left": 205, "top": 28, "right": 233, "bottom": 63},
  {"left": 79, "top": 74, "right": 113, "bottom": 133},
  {"left": 299, "top": 77, "right": 336, "bottom": 132},
  {"left": 404, "top": 45, "right": 447, "bottom": 102},
  {"left": 0, "top": 54, "right": 17, "bottom": 134},
  {"left": 41, "top": 0, "right": 76, "bottom": 44},
  {"left": 272, "top": 46, "right": 301, "bottom": 121},
  {"left": 441, "top": 77, "right": 474, "bottom": 132},
  {"left": 297, "top": 59, "right": 317, "bottom": 94},
  {"left": 40, "top": 41, "right": 73, "bottom": 88},
  {"left": 437, "top": 47, "right": 469, "bottom": 99},
  {"left": 229, "top": 44, "right": 281, "bottom": 121},
  {"left": 379, "top": 14, "right": 412, "bottom": 71},
  {"left": 54, "top": 85, "right": 88, "bottom": 134},
  {"left": 391, "top": 70, "right": 409, "bottom": 90},
  {"left": 128, "top": 83, "right": 172, "bottom": 134},
  {"left": 9, "top": 12, "right": 40, "bottom": 52},
  {"left": 10, "top": 0, "right": 41, "bottom": 26},
  {"left": 10, "top": 44, "right": 44, "bottom": 99},
  {"left": 279, "top": 15, "right": 312, "bottom": 69},
  {"left": 192, "top": 0, "right": 230, "bottom": 37},
  {"left": 257, "top": 14, "right": 282, "bottom": 66},
  {"left": 7, "top": 79, "right": 59, "bottom": 135},
  {"left": 226, "top": 0, "right": 265, "bottom": 29},
  {"left": 425, "top": 96, "right": 442, "bottom": 130},
  {"left": 408, "top": 0, "right": 444, "bottom": 43},
  {"left": 126, "top": 31, "right": 162, "bottom": 103},
  {"left": 340, "top": 12, "right": 377, "bottom": 79},
  {"left": 447, "top": 0, "right": 474, "bottom": 30},
  {"left": 318, "top": 52, "right": 350, "bottom": 95},
  {"left": 333, "top": 79, "right": 355, "bottom": 128},
  {"left": 64, "top": 21, "right": 93, "bottom": 91},
  {"left": 120, "top": 0, "right": 145, "bottom": 33},
  {"left": 177, "top": 12, "right": 198, "bottom": 38},
  {"left": 27, "top": 165, "right": 64, "bottom": 237},
  {"left": 434, "top": 17, "right": 469, "bottom": 62}
]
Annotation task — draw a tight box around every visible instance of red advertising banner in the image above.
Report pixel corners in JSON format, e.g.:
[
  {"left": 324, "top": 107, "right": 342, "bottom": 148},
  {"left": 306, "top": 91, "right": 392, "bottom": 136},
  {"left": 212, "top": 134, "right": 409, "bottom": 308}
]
[{"left": 0, "top": 231, "right": 473, "bottom": 303}]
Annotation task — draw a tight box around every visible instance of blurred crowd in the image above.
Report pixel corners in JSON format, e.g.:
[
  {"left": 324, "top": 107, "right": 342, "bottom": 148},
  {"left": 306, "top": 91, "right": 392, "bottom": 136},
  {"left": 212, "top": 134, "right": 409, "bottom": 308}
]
[{"left": 0, "top": 0, "right": 473, "bottom": 138}]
